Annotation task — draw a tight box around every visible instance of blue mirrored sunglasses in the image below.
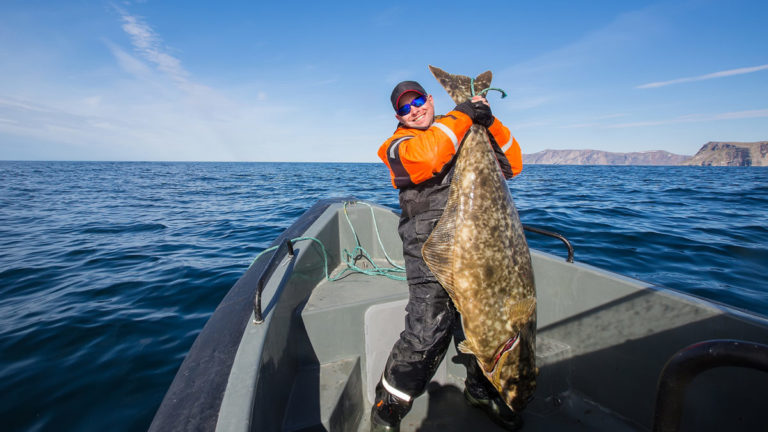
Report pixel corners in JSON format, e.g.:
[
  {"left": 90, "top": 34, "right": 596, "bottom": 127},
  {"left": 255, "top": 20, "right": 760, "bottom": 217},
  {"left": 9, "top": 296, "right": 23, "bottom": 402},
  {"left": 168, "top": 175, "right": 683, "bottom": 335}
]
[{"left": 396, "top": 95, "right": 427, "bottom": 116}]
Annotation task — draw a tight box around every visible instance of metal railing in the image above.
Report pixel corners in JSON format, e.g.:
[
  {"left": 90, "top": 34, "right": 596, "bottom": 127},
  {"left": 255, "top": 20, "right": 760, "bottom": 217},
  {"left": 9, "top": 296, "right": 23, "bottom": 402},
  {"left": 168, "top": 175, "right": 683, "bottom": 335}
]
[
  {"left": 652, "top": 339, "right": 768, "bottom": 432},
  {"left": 253, "top": 239, "right": 295, "bottom": 324},
  {"left": 523, "top": 225, "right": 574, "bottom": 263}
]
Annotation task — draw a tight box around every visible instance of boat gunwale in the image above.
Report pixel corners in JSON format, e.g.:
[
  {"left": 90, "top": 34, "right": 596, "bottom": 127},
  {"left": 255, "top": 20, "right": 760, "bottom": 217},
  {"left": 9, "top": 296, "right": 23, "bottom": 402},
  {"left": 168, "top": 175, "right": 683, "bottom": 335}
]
[{"left": 148, "top": 197, "right": 355, "bottom": 432}]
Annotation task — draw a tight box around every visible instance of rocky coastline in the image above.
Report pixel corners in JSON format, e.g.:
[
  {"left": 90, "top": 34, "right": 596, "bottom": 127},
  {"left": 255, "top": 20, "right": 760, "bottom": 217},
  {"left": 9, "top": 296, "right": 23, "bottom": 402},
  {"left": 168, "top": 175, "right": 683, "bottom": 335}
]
[{"left": 523, "top": 141, "right": 767, "bottom": 166}]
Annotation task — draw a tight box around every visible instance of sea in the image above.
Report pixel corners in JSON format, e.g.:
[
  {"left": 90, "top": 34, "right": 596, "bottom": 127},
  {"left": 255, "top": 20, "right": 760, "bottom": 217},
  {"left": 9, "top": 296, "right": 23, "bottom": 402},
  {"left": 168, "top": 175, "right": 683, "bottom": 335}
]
[{"left": 1, "top": 161, "right": 766, "bottom": 431}]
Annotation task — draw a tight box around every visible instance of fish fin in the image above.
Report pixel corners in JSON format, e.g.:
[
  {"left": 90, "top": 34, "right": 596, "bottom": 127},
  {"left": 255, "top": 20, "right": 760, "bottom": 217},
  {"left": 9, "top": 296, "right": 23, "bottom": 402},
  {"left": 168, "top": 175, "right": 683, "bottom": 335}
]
[
  {"left": 506, "top": 297, "right": 537, "bottom": 333},
  {"left": 421, "top": 185, "right": 460, "bottom": 295},
  {"left": 457, "top": 340, "right": 475, "bottom": 355},
  {"left": 509, "top": 297, "right": 536, "bottom": 319},
  {"left": 429, "top": 65, "right": 493, "bottom": 105}
]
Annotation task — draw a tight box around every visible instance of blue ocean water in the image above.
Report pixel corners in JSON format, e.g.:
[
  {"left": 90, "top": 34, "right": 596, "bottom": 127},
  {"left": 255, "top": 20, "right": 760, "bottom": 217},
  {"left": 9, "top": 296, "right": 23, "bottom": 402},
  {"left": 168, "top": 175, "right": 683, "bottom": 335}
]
[{"left": 0, "top": 161, "right": 766, "bottom": 431}]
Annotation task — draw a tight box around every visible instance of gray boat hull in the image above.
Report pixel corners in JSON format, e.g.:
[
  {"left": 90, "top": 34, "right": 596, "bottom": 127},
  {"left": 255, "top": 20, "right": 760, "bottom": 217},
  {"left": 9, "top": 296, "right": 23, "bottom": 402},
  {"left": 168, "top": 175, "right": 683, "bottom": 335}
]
[{"left": 151, "top": 199, "right": 768, "bottom": 432}]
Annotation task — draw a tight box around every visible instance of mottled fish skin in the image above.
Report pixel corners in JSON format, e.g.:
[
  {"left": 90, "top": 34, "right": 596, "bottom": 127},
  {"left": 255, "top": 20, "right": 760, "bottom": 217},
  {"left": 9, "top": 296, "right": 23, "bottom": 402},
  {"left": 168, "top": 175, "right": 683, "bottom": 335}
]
[{"left": 423, "top": 65, "right": 537, "bottom": 412}]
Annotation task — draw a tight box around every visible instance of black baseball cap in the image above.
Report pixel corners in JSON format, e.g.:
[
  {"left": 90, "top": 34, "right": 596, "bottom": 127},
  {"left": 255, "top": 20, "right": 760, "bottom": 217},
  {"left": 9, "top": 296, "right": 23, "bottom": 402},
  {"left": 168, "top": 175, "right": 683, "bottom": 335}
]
[{"left": 390, "top": 81, "right": 427, "bottom": 111}]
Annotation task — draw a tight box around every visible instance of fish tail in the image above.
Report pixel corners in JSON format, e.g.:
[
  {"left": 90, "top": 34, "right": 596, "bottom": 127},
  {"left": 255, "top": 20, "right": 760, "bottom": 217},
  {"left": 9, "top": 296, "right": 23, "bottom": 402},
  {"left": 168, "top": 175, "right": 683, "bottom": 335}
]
[{"left": 429, "top": 65, "right": 492, "bottom": 105}]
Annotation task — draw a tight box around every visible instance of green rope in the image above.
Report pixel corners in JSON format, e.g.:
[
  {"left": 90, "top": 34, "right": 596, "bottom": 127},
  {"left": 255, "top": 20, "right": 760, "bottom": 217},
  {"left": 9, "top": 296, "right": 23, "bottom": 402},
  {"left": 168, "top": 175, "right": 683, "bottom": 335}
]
[
  {"left": 344, "top": 201, "right": 405, "bottom": 271},
  {"left": 470, "top": 78, "right": 508, "bottom": 99},
  {"left": 249, "top": 201, "right": 407, "bottom": 282}
]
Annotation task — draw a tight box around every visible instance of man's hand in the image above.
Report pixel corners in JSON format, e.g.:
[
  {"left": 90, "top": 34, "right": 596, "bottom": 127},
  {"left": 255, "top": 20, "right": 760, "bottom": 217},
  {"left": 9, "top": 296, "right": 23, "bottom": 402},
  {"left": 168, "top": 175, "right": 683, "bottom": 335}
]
[
  {"left": 455, "top": 96, "right": 494, "bottom": 127},
  {"left": 471, "top": 96, "right": 494, "bottom": 128}
]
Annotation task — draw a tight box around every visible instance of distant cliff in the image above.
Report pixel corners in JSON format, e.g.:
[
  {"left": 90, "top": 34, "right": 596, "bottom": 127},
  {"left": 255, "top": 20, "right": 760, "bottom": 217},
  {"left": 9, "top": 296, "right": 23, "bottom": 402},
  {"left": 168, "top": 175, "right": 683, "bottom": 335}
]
[
  {"left": 681, "top": 141, "right": 768, "bottom": 166},
  {"left": 523, "top": 149, "right": 690, "bottom": 165}
]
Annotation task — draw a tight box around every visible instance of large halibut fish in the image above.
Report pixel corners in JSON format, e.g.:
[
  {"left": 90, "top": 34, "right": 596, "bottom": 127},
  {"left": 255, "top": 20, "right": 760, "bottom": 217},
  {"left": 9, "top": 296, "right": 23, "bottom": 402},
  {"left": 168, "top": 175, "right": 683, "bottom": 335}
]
[{"left": 422, "top": 66, "right": 537, "bottom": 411}]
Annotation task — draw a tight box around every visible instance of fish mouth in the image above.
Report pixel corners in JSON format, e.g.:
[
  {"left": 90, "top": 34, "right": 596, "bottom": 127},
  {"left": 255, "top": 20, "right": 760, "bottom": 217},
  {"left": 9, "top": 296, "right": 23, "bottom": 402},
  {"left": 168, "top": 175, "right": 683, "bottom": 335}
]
[{"left": 485, "top": 333, "right": 520, "bottom": 380}]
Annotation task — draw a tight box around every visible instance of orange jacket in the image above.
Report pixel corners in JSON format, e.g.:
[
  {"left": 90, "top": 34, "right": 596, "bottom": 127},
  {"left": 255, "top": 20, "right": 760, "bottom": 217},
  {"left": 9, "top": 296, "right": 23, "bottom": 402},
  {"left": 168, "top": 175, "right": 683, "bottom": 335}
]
[{"left": 378, "top": 111, "right": 522, "bottom": 189}]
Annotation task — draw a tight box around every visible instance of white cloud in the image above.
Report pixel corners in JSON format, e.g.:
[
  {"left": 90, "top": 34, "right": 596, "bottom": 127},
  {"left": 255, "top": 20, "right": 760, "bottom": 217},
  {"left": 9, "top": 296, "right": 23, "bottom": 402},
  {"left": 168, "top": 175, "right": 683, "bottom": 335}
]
[
  {"left": 637, "top": 64, "right": 768, "bottom": 89},
  {"left": 117, "top": 8, "right": 190, "bottom": 87},
  {"left": 546, "top": 109, "right": 767, "bottom": 131},
  {"left": 0, "top": 4, "right": 295, "bottom": 162},
  {"left": 105, "top": 39, "right": 153, "bottom": 78},
  {"left": 605, "top": 109, "right": 768, "bottom": 128}
]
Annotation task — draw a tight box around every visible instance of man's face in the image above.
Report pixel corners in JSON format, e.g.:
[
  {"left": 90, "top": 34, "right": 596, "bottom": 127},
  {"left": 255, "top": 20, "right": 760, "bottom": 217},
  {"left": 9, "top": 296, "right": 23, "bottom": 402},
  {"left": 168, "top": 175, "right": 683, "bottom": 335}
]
[{"left": 395, "top": 92, "right": 434, "bottom": 129}]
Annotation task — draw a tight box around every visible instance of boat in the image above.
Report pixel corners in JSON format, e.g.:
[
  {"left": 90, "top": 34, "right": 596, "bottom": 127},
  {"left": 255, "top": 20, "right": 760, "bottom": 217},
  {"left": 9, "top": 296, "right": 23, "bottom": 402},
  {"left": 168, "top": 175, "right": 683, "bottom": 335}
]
[{"left": 149, "top": 198, "right": 768, "bottom": 431}]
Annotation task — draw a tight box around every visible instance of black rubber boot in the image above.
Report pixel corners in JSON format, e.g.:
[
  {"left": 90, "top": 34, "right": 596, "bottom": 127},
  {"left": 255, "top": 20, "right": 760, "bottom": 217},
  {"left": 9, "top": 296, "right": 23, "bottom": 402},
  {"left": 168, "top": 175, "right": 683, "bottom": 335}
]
[
  {"left": 370, "top": 381, "right": 412, "bottom": 432},
  {"left": 464, "top": 387, "right": 524, "bottom": 431}
]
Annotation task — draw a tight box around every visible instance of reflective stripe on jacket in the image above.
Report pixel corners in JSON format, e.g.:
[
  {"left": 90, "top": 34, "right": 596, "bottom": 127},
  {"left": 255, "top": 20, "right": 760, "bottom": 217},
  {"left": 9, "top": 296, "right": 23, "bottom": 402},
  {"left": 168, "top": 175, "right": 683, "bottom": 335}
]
[{"left": 378, "top": 113, "right": 522, "bottom": 189}]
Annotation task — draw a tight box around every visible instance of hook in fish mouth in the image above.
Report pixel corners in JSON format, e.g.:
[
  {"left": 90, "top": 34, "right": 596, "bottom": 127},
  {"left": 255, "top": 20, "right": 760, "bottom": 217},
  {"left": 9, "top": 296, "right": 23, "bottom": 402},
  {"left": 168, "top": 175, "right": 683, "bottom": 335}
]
[{"left": 485, "top": 332, "right": 521, "bottom": 381}]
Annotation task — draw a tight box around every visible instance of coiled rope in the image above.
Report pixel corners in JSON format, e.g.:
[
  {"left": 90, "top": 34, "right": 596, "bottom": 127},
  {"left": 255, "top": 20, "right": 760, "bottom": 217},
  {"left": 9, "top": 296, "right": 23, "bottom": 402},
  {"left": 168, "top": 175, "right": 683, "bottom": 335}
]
[
  {"left": 470, "top": 78, "right": 508, "bottom": 99},
  {"left": 250, "top": 201, "right": 406, "bottom": 281}
]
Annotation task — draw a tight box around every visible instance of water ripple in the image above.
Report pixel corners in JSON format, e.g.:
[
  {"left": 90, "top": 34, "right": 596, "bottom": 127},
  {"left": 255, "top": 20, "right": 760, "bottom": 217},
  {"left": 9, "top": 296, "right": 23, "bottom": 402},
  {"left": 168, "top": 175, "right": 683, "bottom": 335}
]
[{"left": 0, "top": 161, "right": 766, "bottom": 431}]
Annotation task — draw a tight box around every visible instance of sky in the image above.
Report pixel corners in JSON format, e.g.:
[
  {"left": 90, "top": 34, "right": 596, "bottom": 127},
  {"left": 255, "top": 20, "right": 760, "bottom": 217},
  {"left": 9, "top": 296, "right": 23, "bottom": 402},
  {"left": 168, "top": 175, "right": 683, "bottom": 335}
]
[{"left": 0, "top": 0, "right": 766, "bottom": 162}]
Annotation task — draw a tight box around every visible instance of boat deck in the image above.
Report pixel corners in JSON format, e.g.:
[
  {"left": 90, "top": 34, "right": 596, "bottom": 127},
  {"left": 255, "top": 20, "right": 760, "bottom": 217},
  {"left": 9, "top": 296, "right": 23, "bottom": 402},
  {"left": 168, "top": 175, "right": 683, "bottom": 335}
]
[
  {"left": 356, "top": 384, "right": 639, "bottom": 432},
  {"left": 294, "top": 268, "right": 639, "bottom": 431}
]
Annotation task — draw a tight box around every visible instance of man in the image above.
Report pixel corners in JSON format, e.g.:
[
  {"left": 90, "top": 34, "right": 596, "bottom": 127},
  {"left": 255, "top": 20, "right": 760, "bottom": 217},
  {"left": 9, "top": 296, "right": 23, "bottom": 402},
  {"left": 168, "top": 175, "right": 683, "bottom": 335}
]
[{"left": 372, "top": 80, "right": 523, "bottom": 431}]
